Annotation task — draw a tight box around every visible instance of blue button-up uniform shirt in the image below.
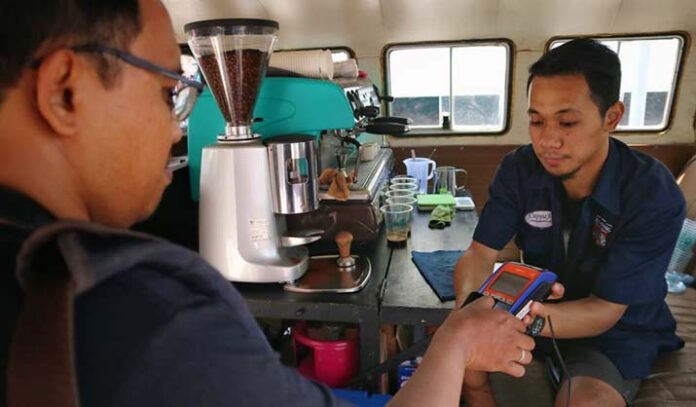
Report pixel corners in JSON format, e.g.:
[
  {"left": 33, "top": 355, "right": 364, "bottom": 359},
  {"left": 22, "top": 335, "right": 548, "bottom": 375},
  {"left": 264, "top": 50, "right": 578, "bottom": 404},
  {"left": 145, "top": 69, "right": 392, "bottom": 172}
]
[{"left": 473, "top": 138, "right": 685, "bottom": 379}]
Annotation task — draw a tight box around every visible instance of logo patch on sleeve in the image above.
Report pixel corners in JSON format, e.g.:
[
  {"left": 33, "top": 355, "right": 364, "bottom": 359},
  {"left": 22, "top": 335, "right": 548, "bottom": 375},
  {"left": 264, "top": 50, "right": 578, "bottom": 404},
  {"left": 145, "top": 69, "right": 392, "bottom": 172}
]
[
  {"left": 592, "top": 214, "right": 613, "bottom": 247},
  {"left": 525, "top": 211, "right": 553, "bottom": 229}
]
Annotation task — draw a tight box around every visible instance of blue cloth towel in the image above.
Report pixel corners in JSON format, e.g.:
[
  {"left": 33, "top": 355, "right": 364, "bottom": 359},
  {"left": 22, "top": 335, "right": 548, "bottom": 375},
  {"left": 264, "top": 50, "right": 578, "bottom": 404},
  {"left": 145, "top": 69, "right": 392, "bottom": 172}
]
[{"left": 411, "top": 250, "right": 463, "bottom": 302}]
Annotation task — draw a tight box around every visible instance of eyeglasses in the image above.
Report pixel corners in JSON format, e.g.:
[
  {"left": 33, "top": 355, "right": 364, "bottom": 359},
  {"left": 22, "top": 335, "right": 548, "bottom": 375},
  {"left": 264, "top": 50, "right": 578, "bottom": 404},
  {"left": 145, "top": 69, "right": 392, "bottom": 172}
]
[{"left": 33, "top": 43, "right": 205, "bottom": 122}]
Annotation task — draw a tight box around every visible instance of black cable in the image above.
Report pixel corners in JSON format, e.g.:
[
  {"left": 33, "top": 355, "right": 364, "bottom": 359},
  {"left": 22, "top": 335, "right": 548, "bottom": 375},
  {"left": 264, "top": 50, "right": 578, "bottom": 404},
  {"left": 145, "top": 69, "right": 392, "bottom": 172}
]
[{"left": 547, "top": 315, "right": 570, "bottom": 407}]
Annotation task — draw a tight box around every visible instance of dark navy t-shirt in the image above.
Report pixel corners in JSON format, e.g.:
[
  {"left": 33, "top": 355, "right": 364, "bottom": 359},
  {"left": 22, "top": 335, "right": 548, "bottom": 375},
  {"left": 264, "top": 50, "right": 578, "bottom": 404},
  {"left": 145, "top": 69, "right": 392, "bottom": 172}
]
[
  {"left": 473, "top": 138, "right": 685, "bottom": 379},
  {"left": 0, "top": 187, "right": 353, "bottom": 407}
]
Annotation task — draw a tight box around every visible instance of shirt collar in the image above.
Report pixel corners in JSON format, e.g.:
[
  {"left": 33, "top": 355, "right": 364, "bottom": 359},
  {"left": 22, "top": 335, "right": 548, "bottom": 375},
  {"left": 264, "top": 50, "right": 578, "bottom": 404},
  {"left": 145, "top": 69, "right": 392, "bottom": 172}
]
[
  {"left": 528, "top": 152, "right": 561, "bottom": 191},
  {"left": 589, "top": 138, "right": 622, "bottom": 215},
  {"left": 527, "top": 138, "right": 622, "bottom": 215},
  {"left": 0, "top": 186, "right": 55, "bottom": 230}
]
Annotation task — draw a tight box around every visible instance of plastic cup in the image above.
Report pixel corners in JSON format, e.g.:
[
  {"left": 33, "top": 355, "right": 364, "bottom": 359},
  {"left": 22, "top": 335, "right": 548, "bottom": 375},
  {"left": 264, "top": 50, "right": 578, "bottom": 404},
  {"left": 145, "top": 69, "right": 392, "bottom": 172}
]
[
  {"left": 385, "top": 189, "right": 416, "bottom": 199},
  {"left": 389, "top": 183, "right": 419, "bottom": 195},
  {"left": 391, "top": 176, "right": 418, "bottom": 186},
  {"left": 386, "top": 196, "right": 417, "bottom": 207},
  {"left": 380, "top": 204, "right": 414, "bottom": 247},
  {"left": 269, "top": 50, "right": 334, "bottom": 79}
]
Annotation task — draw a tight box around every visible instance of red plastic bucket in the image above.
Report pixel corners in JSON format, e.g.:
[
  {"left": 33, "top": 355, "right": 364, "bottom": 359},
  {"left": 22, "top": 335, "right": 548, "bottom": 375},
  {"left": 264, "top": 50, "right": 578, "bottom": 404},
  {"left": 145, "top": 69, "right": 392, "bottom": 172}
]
[{"left": 293, "top": 322, "right": 359, "bottom": 388}]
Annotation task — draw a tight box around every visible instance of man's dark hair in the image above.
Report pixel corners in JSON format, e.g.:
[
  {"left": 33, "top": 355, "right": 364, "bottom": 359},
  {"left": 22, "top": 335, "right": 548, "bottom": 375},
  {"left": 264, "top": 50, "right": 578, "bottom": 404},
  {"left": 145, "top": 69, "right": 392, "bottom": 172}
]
[
  {"left": 0, "top": 0, "right": 142, "bottom": 103},
  {"left": 528, "top": 38, "right": 622, "bottom": 116}
]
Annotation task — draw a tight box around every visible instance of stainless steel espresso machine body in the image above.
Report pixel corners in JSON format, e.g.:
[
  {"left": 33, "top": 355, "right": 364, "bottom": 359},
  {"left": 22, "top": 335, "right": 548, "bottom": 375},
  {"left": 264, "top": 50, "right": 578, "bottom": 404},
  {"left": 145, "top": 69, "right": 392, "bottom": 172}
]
[{"left": 287, "top": 80, "right": 399, "bottom": 247}]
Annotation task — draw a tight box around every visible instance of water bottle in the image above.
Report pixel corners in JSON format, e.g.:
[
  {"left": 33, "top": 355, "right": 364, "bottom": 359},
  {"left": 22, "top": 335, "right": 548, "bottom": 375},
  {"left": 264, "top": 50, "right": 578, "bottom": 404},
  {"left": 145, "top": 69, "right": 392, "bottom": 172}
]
[
  {"left": 664, "top": 219, "right": 696, "bottom": 294},
  {"left": 665, "top": 270, "right": 688, "bottom": 294}
]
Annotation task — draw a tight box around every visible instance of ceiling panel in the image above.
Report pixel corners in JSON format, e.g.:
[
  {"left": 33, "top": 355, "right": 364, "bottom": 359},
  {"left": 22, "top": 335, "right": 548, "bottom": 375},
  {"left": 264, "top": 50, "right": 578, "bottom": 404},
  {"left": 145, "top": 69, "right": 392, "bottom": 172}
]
[
  {"left": 612, "top": 0, "right": 696, "bottom": 33},
  {"left": 497, "top": 0, "right": 623, "bottom": 49},
  {"left": 378, "top": 0, "right": 499, "bottom": 43},
  {"left": 163, "top": 0, "right": 696, "bottom": 55},
  {"left": 258, "top": 0, "right": 384, "bottom": 54},
  {"left": 165, "top": 0, "right": 270, "bottom": 38}
]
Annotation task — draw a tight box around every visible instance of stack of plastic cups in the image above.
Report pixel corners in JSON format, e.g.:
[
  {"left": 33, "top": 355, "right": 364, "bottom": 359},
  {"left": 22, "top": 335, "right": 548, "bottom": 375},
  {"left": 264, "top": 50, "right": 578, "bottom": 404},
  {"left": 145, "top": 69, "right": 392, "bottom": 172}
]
[
  {"left": 382, "top": 178, "right": 418, "bottom": 246},
  {"left": 389, "top": 177, "right": 419, "bottom": 197},
  {"left": 391, "top": 176, "right": 419, "bottom": 195},
  {"left": 387, "top": 178, "right": 418, "bottom": 206},
  {"left": 381, "top": 176, "right": 417, "bottom": 206},
  {"left": 391, "top": 175, "right": 419, "bottom": 186},
  {"left": 386, "top": 195, "right": 417, "bottom": 207}
]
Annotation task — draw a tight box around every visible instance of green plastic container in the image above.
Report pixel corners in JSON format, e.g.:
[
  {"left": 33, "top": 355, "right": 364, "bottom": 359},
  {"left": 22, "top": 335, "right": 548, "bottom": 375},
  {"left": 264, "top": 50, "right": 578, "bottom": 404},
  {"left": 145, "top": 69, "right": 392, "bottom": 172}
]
[{"left": 187, "top": 77, "right": 355, "bottom": 201}]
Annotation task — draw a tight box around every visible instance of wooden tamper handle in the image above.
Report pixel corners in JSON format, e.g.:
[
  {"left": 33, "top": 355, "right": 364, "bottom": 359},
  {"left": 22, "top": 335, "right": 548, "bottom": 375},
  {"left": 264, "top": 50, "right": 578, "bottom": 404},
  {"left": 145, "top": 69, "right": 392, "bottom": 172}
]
[
  {"left": 335, "top": 231, "right": 353, "bottom": 258},
  {"left": 335, "top": 231, "right": 356, "bottom": 269}
]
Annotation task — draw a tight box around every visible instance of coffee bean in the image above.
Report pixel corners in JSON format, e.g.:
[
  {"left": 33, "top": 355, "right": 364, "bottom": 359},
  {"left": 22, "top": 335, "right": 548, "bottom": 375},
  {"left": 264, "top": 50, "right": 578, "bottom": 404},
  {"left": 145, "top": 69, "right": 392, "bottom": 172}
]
[{"left": 198, "top": 49, "right": 268, "bottom": 125}]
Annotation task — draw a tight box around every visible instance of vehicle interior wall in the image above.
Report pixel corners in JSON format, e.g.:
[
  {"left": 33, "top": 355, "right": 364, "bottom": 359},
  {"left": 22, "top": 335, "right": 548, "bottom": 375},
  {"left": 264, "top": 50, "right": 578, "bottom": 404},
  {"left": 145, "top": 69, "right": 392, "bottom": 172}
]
[
  {"left": 165, "top": 0, "right": 696, "bottom": 144},
  {"left": 164, "top": 0, "right": 696, "bottom": 208},
  {"left": 392, "top": 144, "right": 696, "bottom": 212}
]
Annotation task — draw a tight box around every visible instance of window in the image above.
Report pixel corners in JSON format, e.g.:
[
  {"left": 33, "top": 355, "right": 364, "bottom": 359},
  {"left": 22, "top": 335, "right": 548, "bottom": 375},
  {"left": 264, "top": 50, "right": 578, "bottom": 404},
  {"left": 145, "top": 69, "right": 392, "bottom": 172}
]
[
  {"left": 549, "top": 35, "right": 686, "bottom": 132},
  {"left": 385, "top": 40, "right": 512, "bottom": 133}
]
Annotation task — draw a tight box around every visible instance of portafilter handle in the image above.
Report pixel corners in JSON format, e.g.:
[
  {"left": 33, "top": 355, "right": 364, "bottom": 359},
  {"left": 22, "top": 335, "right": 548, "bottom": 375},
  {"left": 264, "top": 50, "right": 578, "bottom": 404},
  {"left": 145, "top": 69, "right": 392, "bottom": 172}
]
[{"left": 335, "top": 231, "right": 356, "bottom": 269}]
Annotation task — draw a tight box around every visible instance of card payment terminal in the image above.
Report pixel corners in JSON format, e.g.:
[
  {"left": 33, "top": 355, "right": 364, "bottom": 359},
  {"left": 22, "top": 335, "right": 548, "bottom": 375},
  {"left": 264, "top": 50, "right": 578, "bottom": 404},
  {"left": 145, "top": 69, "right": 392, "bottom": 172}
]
[{"left": 467, "top": 262, "right": 557, "bottom": 320}]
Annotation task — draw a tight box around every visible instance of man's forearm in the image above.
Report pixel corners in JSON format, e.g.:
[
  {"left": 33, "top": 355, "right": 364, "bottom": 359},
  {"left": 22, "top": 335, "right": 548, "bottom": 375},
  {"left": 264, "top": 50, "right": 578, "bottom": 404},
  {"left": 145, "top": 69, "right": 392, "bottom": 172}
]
[
  {"left": 454, "top": 249, "right": 495, "bottom": 305},
  {"left": 540, "top": 296, "right": 627, "bottom": 339},
  {"left": 387, "top": 332, "right": 468, "bottom": 407}
]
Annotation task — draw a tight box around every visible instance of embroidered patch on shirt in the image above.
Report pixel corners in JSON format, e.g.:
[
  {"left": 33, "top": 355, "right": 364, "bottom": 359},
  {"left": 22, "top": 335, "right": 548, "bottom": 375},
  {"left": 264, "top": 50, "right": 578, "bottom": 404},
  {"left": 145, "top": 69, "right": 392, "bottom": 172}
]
[
  {"left": 525, "top": 211, "right": 553, "bottom": 229},
  {"left": 592, "top": 214, "right": 613, "bottom": 247}
]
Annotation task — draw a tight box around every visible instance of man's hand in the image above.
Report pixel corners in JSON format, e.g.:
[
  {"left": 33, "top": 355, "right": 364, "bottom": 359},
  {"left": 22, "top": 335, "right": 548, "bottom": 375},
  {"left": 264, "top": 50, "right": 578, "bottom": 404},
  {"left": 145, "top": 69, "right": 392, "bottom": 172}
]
[
  {"left": 548, "top": 282, "right": 565, "bottom": 301},
  {"left": 437, "top": 296, "right": 535, "bottom": 378},
  {"left": 453, "top": 242, "right": 499, "bottom": 306},
  {"left": 389, "top": 292, "right": 537, "bottom": 406},
  {"left": 522, "top": 282, "right": 565, "bottom": 325}
]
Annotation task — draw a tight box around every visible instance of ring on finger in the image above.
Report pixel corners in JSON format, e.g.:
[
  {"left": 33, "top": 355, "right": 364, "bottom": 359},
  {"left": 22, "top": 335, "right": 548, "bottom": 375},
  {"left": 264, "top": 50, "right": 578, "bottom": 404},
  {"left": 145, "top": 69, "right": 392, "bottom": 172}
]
[{"left": 518, "top": 349, "right": 526, "bottom": 363}]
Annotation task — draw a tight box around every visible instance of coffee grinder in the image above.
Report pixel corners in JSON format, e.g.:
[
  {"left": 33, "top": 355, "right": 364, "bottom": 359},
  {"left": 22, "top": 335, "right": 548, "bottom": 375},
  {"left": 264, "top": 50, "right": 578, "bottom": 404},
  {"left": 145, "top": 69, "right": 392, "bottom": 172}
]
[
  {"left": 186, "top": 19, "right": 371, "bottom": 291},
  {"left": 186, "top": 19, "right": 320, "bottom": 282}
]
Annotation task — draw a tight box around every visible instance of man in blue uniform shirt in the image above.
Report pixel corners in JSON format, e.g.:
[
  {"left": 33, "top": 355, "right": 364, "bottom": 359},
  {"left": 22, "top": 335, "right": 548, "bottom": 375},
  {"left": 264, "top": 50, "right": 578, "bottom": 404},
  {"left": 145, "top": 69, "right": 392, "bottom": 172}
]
[{"left": 455, "top": 39, "right": 685, "bottom": 406}]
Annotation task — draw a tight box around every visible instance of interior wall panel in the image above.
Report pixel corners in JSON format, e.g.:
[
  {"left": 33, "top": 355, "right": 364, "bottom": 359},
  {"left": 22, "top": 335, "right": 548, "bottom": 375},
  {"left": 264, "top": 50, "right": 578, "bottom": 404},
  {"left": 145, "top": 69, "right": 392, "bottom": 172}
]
[{"left": 392, "top": 144, "right": 696, "bottom": 212}]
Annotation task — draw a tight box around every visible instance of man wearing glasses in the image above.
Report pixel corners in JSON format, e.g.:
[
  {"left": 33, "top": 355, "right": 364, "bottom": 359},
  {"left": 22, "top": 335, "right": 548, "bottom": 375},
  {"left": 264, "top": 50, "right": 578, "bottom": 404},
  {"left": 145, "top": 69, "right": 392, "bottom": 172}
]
[{"left": 0, "top": 1, "right": 547, "bottom": 406}]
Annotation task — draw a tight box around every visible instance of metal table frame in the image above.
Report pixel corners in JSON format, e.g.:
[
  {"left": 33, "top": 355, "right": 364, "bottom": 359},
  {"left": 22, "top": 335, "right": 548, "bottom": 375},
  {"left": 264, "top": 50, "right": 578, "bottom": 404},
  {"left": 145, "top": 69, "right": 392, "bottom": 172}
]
[{"left": 233, "top": 227, "right": 390, "bottom": 390}]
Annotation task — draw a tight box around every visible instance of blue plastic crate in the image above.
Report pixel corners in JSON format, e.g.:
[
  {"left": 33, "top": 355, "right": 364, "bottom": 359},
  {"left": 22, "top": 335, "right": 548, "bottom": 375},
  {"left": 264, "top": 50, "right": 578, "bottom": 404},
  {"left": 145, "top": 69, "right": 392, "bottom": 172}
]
[{"left": 331, "top": 389, "right": 391, "bottom": 407}]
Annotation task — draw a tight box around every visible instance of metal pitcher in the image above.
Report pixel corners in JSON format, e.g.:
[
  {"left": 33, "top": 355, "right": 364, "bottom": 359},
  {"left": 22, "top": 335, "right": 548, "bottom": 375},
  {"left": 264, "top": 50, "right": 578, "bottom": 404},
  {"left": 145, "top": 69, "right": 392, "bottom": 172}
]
[{"left": 434, "top": 166, "right": 467, "bottom": 195}]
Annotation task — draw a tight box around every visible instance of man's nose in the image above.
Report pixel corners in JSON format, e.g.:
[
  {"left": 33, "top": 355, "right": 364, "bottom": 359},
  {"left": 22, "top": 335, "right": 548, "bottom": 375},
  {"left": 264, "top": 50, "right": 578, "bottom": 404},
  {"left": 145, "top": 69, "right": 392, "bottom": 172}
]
[{"left": 537, "top": 125, "right": 562, "bottom": 149}]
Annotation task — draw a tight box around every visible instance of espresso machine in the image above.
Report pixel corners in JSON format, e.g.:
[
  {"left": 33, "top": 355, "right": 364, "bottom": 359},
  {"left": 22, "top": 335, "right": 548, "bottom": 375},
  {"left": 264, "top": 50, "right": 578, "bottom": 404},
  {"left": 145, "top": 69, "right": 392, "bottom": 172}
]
[{"left": 186, "top": 19, "right": 372, "bottom": 291}]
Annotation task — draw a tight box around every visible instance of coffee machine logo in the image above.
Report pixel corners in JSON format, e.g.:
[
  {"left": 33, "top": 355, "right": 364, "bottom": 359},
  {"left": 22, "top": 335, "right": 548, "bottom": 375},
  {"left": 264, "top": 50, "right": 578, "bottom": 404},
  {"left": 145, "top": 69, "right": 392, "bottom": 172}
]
[{"left": 249, "top": 219, "right": 271, "bottom": 242}]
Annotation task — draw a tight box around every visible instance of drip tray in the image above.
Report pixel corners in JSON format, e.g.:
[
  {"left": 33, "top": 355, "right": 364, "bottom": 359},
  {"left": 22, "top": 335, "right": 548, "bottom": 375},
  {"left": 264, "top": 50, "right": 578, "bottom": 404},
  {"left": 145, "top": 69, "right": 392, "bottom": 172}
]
[{"left": 284, "top": 255, "right": 371, "bottom": 294}]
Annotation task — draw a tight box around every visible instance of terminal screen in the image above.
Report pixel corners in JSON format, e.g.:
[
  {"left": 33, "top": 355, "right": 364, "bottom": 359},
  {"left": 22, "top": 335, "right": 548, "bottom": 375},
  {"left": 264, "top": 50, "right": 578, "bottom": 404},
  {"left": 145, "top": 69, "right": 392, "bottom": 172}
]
[{"left": 490, "top": 273, "right": 529, "bottom": 296}]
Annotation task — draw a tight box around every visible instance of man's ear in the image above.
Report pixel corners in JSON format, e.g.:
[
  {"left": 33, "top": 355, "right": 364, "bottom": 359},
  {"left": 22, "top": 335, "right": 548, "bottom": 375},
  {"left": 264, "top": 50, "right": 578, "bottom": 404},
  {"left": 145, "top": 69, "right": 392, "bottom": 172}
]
[
  {"left": 35, "top": 50, "right": 86, "bottom": 137},
  {"left": 603, "top": 101, "right": 625, "bottom": 131}
]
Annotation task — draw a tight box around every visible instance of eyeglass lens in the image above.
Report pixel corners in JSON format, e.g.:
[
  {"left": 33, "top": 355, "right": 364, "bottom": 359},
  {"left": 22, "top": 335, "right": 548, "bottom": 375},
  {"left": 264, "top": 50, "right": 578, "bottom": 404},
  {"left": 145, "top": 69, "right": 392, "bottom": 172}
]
[{"left": 173, "top": 85, "right": 200, "bottom": 121}]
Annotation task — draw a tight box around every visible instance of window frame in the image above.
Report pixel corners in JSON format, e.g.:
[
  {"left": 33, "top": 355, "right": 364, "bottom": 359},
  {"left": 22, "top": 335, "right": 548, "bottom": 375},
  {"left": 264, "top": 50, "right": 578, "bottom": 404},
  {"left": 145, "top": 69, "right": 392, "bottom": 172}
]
[
  {"left": 545, "top": 32, "right": 690, "bottom": 134},
  {"left": 383, "top": 38, "right": 515, "bottom": 136}
]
